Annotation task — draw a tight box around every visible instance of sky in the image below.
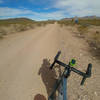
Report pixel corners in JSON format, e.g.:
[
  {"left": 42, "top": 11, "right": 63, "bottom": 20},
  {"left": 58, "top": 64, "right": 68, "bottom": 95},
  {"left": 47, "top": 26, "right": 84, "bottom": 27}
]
[{"left": 0, "top": 0, "right": 100, "bottom": 20}]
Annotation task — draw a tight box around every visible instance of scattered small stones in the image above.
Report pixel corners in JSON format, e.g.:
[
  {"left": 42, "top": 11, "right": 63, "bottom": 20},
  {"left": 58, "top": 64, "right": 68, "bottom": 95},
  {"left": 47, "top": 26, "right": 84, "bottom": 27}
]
[
  {"left": 93, "top": 47, "right": 97, "bottom": 50},
  {"left": 96, "top": 31, "right": 99, "bottom": 34},
  {"left": 80, "top": 53, "right": 83, "bottom": 57},
  {"left": 94, "top": 91, "right": 98, "bottom": 96},
  {"left": 83, "top": 95, "right": 89, "bottom": 100},
  {"left": 92, "top": 57, "right": 95, "bottom": 60}
]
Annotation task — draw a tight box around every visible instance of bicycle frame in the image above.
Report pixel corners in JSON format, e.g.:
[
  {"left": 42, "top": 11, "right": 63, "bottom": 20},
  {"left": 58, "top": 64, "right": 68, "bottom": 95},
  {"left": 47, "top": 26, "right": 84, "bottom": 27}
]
[
  {"left": 48, "top": 51, "right": 92, "bottom": 100},
  {"left": 57, "top": 73, "right": 67, "bottom": 100},
  {"left": 48, "top": 68, "right": 67, "bottom": 100}
]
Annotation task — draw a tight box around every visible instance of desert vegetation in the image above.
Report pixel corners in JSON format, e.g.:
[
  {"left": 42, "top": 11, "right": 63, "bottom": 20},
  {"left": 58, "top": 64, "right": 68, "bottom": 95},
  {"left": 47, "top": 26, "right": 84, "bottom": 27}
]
[
  {"left": 58, "top": 18, "right": 100, "bottom": 59},
  {"left": 78, "top": 25, "right": 100, "bottom": 59},
  {"left": 0, "top": 18, "right": 55, "bottom": 39},
  {"left": 0, "top": 18, "right": 36, "bottom": 38},
  {"left": 57, "top": 20, "right": 74, "bottom": 26},
  {"left": 58, "top": 18, "right": 100, "bottom": 26}
]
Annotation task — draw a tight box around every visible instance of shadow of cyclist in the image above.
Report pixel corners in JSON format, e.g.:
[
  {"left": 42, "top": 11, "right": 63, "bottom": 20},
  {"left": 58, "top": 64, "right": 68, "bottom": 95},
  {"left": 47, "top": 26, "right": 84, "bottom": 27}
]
[{"left": 38, "top": 59, "right": 58, "bottom": 97}]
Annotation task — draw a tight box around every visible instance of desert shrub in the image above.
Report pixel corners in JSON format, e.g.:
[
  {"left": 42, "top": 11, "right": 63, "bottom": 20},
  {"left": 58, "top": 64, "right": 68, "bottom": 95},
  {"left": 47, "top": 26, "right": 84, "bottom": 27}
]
[
  {"left": 77, "top": 25, "right": 88, "bottom": 35},
  {"left": 78, "top": 19, "right": 100, "bottom": 26},
  {"left": 57, "top": 20, "right": 75, "bottom": 26}
]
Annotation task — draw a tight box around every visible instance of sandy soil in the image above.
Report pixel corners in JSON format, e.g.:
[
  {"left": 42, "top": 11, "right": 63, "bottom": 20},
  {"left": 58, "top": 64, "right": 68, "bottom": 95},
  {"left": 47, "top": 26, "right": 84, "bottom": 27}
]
[{"left": 0, "top": 23, "right": 100, "bottom": 100}]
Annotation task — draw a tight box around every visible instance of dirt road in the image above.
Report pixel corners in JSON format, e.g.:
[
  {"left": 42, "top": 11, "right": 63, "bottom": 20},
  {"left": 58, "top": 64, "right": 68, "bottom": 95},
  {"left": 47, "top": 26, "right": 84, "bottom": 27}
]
[{"left": 0, "top": 23, "right": 99, "bottom": 100}]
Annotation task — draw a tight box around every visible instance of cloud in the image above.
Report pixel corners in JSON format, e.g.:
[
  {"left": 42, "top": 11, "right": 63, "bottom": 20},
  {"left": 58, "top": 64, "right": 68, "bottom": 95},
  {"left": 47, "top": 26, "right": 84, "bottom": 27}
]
[
  {"left": 53, "top": 0, "right": 100, "bottom": 16},
  {"left": 43, "top": 7, "right": 50, "bottom": 10},
  {"left": 0, "top": 0, "right": 100, "bottom": 20},
  {"left": 0, "top": 7, "right": 34, "bottom": 16},
  {"left": 0, "top": 7, "right": 65, "bottom": 20}
]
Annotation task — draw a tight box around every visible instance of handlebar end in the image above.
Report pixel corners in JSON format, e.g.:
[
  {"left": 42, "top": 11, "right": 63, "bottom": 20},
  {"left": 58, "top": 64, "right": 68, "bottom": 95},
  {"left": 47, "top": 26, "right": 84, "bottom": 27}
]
[
  {"left": 80, "top": 63, "right": 92, "bottom": 85},
  {"left": 50, "top": 51, "right": 61, "bottom": 69}
]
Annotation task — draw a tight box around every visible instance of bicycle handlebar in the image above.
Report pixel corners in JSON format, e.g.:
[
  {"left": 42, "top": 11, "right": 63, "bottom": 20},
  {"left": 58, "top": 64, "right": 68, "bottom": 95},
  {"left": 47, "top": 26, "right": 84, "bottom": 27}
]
[
  {"left": 50, "top": 51, "right": 92, "bottom": 85},
  {"left": 50, "top": 51, "right": 61, "bottom": 69},
  {"left": 81, "top": 63, "right": 92, "bottom": 85}
]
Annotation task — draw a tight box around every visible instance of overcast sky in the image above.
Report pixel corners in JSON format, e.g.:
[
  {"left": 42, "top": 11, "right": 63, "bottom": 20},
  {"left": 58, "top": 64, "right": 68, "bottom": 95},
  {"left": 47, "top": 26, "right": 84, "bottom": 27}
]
[{"left": 0, "top": 0, "right": 100, "bottom": 20}]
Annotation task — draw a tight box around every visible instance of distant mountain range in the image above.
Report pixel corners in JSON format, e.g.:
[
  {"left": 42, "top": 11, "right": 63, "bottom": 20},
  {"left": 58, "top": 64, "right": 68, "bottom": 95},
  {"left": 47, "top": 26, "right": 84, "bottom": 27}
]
[
  {"left": 62, "top": 16, "right": 100, "bottom": 20},
  {"left": 79, "top": 16, "right": 100, "bottom": 19},
  {"left": 0, "top": 17, "right": 35, "bottom": 22}
]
